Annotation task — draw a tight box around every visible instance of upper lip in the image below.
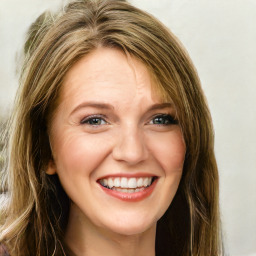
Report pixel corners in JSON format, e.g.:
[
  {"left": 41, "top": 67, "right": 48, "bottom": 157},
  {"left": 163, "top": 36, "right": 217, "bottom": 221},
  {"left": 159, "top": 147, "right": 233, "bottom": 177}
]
[{"left": 97, "top": 173, "right": 158, "bottom": 180}]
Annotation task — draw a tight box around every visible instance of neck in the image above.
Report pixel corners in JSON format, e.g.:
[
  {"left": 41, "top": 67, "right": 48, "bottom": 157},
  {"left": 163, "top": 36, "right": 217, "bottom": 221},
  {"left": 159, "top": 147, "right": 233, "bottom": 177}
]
[{"left": 65, "top": 204, "right": 156, "bottom": 256}]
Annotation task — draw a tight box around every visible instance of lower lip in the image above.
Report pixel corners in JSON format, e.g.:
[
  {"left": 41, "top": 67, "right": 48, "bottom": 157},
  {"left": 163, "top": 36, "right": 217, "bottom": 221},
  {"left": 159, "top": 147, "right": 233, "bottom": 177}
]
[{"left": 99, "top": 179, "right": 157, "bottom": 202}]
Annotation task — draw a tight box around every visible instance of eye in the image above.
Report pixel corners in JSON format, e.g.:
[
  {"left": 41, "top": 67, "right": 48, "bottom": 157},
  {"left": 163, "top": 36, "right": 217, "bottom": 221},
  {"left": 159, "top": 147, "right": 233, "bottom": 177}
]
[
  {"left": 80, "top": 115, "right": 108, "bottom": 126},
  {"left": 149, "top": 114, "right": 178, "bottom": 125}
]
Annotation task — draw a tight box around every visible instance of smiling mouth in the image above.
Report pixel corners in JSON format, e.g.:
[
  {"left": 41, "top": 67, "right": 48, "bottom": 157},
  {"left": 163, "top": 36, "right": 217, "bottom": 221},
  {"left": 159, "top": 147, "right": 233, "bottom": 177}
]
[{"left": 98, "top": 176, "right": 157, "bottom": 193}]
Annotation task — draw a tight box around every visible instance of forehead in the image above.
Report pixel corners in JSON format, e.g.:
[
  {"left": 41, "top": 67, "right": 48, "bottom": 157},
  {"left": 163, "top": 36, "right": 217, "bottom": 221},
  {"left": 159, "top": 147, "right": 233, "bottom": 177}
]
[{"left": 60, "top": 47, "right": 165, "bottom": 104}]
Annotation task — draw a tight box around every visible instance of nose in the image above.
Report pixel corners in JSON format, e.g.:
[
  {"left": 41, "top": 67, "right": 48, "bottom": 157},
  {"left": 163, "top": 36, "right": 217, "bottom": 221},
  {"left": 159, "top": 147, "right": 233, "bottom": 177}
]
[{"left": 112, "top": 125, "right": 148, "bottom": 165}]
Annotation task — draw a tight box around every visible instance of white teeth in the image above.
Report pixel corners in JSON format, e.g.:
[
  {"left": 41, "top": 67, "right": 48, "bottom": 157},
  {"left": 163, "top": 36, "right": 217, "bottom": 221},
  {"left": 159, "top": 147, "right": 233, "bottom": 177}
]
[
  {"left": 112, "top": 187, "right": 136, "bottom": 193},
  {"left": 111, "top": 187, "right": 146, "bottom": 193},
  {"left": 99, "top": 176, "right": 154, "bottom": 190},
  {"left": 108, "top": 178, "right": 114, "bottom": 188},
  {"left": 114, "top": 177, "right": 120, "bottom": 187},
  {"left": 102, "top": 179, "right": 108, "bottom": 186},
  {"left": 143, "top": 177, "right": 148, "bottom": 187},
  {"left": 128, "top": 178, "right": 137, "bottom": 188},
  {"left": 137, "top": 177, "right": 143, "bottom": 187},
  {"left": 120, "top": 177, "right": 128, "bottom": 188},
  {"left": 143, "top": 177, "right": 152, "bottom": 187}
]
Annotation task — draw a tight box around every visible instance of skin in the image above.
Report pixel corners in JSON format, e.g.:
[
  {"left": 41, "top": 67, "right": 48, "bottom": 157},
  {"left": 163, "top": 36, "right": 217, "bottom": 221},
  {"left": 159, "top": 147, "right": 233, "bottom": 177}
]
[{"left": 47, "top": 47, "right": 186, "bottom": 256}]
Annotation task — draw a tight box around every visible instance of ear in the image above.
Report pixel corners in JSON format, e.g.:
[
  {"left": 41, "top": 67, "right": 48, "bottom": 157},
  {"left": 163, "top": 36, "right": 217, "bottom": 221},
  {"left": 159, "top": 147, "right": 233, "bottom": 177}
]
[{"left": 46, "top": 160, "right": 57, "bottom": 175}]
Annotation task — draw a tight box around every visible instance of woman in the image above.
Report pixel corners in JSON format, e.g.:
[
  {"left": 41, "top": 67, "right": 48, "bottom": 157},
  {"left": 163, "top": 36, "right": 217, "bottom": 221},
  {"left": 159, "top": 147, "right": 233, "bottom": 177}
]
[{"left": 0, "top": 0, "right": 223, "bottom": 255}]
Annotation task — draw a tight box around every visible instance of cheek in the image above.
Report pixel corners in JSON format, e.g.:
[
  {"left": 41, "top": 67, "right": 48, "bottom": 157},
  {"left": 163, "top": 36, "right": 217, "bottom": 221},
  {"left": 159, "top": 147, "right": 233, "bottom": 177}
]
[
  {"left": 147, "top": 129, "right": 186, "bottom": 174},
  {"left": 51, "top": 130, "right": 112, "bottom": 177}
]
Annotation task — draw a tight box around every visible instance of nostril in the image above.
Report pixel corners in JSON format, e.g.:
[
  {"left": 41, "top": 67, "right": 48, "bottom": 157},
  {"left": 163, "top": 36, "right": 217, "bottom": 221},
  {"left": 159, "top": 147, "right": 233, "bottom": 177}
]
[{"left": 112, "top": 135, "right": 148, "bottom": 164}]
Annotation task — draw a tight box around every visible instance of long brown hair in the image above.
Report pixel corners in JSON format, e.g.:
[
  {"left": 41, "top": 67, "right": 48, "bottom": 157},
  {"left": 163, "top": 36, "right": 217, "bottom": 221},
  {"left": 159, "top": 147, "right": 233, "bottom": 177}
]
[{"left": 0, "top": 0, "right": 223, "bottom": 255}]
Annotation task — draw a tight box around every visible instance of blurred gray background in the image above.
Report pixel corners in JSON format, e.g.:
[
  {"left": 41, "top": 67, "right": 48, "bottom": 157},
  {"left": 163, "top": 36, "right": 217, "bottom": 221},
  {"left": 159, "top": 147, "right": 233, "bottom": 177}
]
[{"left": 0, "top": 0, "right": 256, "bottom": 255}]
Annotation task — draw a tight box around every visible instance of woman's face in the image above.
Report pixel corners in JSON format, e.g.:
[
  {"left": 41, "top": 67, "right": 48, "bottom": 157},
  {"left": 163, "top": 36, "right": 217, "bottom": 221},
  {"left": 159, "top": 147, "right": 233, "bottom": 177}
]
[{"left": 47, "top": 47, "right": 186, "bottom": 236}]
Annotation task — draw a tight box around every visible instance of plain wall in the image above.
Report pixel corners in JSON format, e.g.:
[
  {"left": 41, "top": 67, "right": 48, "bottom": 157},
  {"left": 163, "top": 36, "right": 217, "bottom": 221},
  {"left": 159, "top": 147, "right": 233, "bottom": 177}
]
[{"left": 0, "top": 0, "right": 255, "bottom": 255}]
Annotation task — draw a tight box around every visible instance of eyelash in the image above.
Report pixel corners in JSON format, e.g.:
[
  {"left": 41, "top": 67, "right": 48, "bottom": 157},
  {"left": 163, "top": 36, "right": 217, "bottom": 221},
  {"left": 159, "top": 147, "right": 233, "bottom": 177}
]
[
  {"left": 80, "top": 115, "right": 108, "bottom": 126},
  {"left": 80, "top": 114, "right": 178, "bottom": 126},
  {"left": 149, "top": 114, "right": 178, "bottom": 126}
]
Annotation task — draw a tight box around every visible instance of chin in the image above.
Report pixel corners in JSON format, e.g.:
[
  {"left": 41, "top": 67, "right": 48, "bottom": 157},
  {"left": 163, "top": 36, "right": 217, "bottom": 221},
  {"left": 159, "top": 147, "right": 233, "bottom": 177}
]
[
  {"left": 101, "top": 214, "right": 157, "bottom": 236},
  {"left": 109, "top": 224, "right": 155, "bottom": 236}
]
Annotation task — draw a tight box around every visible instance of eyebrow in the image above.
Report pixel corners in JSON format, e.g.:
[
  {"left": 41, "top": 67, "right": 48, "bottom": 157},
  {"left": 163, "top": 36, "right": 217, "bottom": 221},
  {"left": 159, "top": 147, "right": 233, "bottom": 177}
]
[
  {"left": 146, "top": 103, "right": 173, "bottom": 111},
  {"left": 70, "top": 101, "right": 174, "bottom": 116},
  {"left": 70, "top": 102, "right": 114, "bottom": 115}
]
